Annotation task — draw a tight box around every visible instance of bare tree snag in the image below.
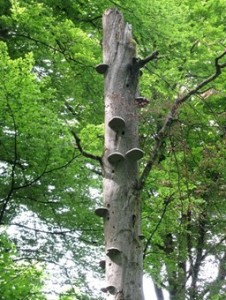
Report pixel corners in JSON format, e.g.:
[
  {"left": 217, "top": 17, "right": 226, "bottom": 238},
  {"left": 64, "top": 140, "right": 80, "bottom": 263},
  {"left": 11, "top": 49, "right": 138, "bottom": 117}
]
[{"left": 98, "top": 8, "right": 145, "bottom": 299}]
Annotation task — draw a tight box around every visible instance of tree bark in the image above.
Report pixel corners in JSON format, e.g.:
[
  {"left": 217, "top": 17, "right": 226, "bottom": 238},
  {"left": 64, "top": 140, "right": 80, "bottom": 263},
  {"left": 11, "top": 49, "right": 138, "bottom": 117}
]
[
  {"left": 100, "top": 9, "right": 144, "bottom": 300},
  {"left": 154, "top": 283, "right": 165, "bottom": 300},
  {"left": 189, "top": 211, "right": 206, "bottom": 299}
]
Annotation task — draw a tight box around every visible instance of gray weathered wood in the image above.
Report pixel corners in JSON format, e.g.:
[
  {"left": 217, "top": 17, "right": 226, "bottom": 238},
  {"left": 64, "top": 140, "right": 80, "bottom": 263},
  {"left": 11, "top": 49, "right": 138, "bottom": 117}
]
[{"left": 102, "top": 8, "right": 144, "bottom": 300}]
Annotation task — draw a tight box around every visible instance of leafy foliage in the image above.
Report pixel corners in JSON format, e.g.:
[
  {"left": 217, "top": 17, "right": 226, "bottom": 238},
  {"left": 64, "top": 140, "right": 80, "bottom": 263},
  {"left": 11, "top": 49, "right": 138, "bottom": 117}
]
[
  {"left": 0, "top": 0, "right": 226, "bottom": 299},
  {"left": 0, "top": 233, "right": 45, "bottom": 299}
]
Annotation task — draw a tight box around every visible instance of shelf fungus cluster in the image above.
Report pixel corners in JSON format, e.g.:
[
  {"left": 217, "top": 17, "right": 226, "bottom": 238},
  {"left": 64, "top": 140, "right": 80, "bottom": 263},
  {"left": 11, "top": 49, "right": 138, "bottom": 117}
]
[
  {"left": 95, "top": 64, "right": 144, "bottom": 165},
  {"left": 93, "top": 9, "right": 154, "bottom": 299},
  {"left": 107, "top": 116, "right": 144, "bottom": 165},
  {"left": 94, "top": 109, "right": 144, "bottom": 297}
]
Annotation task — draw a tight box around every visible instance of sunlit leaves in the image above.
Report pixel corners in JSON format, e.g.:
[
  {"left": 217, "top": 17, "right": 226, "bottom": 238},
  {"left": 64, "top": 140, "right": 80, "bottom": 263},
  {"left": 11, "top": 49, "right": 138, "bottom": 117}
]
[
  {"left": 0, "top": 233, "right": 46, "bottom": 299},
  {"left": 79, "top": 124, "right": 103, "bottom": 156}
]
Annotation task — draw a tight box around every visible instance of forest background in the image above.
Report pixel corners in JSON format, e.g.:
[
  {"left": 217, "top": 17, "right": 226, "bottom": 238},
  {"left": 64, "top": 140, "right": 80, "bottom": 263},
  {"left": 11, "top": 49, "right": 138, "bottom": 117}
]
[{"left": 0, "top": 0, "right": 226, "bottom": 299}]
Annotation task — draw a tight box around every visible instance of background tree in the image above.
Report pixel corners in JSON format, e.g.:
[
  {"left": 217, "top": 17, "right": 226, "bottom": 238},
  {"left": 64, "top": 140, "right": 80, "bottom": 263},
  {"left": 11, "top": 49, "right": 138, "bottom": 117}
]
[{"left": 0, "top": 0, "right": 226, "bottom": 299}]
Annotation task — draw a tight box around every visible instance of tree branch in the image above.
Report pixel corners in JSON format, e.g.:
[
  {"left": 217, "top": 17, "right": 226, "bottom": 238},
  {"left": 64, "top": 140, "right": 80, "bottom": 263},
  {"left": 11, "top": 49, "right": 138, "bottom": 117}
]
[
  {"left": 136, "top": 50, "right": 159, "bottom": 69},
  {"left": 200, "top": 234, "right": 226, "bottom": 263},
  {"left": 143, "top": 193, "right": 174, "bottom": 260},
  {"left": 14, "top": 33, "right": 93, "bottom": 68},
  {"left": 11, "top": 222, "right": 101, "bottom": 236},
  {"left": 0, "top": 100, "right": 18, "bottom": 224},
  {"left": 10, "top": 223, "right": 77, "bottom": 235},
  {"left": 201, "top": 252, "right": 226, "bottom": 298},
  {"left": 189, "top": 212, "right": 206, "bottom": 297},
  {"left": 14, "top": 151, "right": 80, "bottom": 191},
  {"left": 154, "top": 283, "right": 165, "bottom": 300},
  {"left": 70, "top": 130, "right": 102, "bottom": 164},
  {"left": 138, "top": 50, "right": 226, "bottom": 189}
]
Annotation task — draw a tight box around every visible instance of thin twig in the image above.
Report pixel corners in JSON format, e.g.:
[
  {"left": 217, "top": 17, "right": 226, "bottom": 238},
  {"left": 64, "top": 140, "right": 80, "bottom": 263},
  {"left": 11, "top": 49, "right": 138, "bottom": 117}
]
[
  {"left": 14, "top": 151, "right": 80, "bottom": 191},
  {"left": 14, "top": 33, "right": 94, "bottom": 68},
  {"left": 143, "top": 193, "right": 174, "bottom": 260},
  {"left": 71, "top": 130, "right": 102, "bottom": 164}
]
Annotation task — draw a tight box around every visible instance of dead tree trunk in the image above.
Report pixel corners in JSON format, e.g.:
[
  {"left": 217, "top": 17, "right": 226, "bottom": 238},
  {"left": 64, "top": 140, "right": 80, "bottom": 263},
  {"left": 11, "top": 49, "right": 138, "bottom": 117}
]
[{"left": 95, "top": 8, "right": 144, "bottom": 300}]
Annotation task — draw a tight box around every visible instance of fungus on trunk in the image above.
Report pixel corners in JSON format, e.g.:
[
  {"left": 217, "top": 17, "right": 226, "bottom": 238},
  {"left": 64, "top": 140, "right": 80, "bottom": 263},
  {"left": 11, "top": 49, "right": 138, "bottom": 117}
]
[
  {"left": 97, "top": 8, "right": 159, "bottom": 300},
  {"left": 101, "top": 8, "right": 144, "bottom": 299}
]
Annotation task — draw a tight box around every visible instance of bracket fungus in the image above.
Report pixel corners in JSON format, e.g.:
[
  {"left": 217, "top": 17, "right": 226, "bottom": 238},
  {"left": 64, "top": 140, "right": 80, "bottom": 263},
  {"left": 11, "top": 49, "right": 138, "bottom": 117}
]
[
  {"left": 95, "top": 207, "right": 109, "bottom": 218},
  {"left": 108, "top": 116, "right": 125, "bottom": 131},
  {"left": 107, "top": 152, "right": 125, "bottom": 164},
  {"left": 95, "top": 63, "right": 108, "bottom": 74},
  {"left": 138, "top": 234, "right": 145, "bottom": 240},
  {"left": 126, "top": 148, "right": 144, "bottom": 161},
  {"left": 107, "top": 285, "right": 117, "bottom": 295},
  {"left": 101, "top": 285, "right": 117, "bottom": 295},
  {"left": 106, "top": 247, "right": 121, "bottom": 258}
]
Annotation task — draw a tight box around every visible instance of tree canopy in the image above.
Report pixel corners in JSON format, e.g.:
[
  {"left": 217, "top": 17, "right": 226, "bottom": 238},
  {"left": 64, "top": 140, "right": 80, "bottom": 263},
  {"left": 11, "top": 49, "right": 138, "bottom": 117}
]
[{"left": 0, "top": 0, "right": 226, "bottom": 299}]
